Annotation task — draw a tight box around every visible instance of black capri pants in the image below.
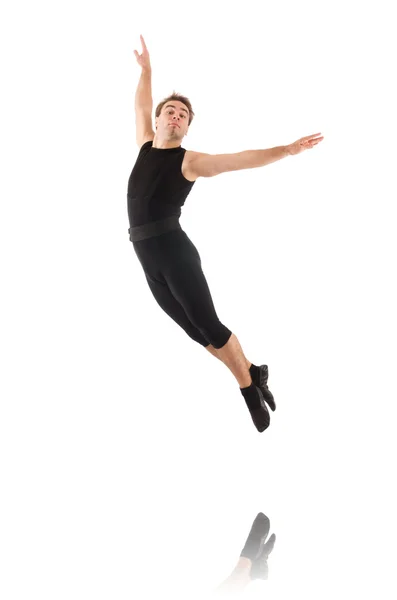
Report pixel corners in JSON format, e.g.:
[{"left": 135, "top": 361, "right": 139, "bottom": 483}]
[{"left": 129, "top": 218, "right": 232, "bottom": 349}]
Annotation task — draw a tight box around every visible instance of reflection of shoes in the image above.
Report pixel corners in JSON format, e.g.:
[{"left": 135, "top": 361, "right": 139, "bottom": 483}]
[
  {"left": 254, "top": 365, "right": 276, "bottom": 411},
  {"left": 240, "top": 513, "right": 271, "bottom": 561},
  {"left": 244, "top": 386, "right": 270, "bottom": 433},
  {"left": 250, "top": 533, "right": 276, "bottom": 580}
]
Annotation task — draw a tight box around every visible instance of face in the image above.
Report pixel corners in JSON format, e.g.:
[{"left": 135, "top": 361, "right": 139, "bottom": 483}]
[{"left": 155, "top": 101, "right": 190, "bottom": 139}]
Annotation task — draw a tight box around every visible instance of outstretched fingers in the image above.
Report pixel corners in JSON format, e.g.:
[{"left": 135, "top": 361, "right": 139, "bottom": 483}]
[
  {"left": 302, "top": 133, "right": 323, "bottom": 142},
  {"left": 140, "top": 34, "right": 148, "bottom": 52},
  {"left": 304, "top": 132, "right": 322, "bottom": 139},
  {"left": 302, "top": 134, "right": 324, "bottom": 149}
]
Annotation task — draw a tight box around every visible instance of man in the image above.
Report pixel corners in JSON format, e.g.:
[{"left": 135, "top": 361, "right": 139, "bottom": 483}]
[{"left": 128, "top": 35, "right": 324, "bottom": 432}]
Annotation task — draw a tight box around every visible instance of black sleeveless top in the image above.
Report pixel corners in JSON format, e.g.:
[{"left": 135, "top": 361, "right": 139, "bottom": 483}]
[{"left": 127, "top": 140, "right": 196, "bottom": 228}]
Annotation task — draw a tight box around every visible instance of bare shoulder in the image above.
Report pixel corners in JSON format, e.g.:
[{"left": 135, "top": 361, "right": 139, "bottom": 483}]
[{"left": 185, "top": 150, "right": 208, "bottom": 160}]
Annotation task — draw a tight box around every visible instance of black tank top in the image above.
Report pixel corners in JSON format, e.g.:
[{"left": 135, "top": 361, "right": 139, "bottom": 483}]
[{"left": 127, "top": 140, "right": 196, "bottom": 228}]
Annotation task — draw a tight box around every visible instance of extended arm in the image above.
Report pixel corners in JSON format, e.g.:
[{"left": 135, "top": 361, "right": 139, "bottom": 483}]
[
  {"left": 188, "top": 133, "right": 324, "bottom": 178},
  {"left": 134, "top": 35, "right": 155, "bottom": 146},
  {"left": 135, "top": 68, "right": 153, "bottom": 113}
]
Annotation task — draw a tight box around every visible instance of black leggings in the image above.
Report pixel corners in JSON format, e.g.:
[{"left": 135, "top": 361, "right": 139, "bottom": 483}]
[{"left": 132, "top": 228, "right": 232, "bottom": 349}]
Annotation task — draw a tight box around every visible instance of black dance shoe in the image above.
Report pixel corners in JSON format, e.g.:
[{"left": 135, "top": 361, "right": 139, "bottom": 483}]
[
  {"left": 244, "top": 386, "right": 270, "bottom": 433},
  {"left": 255, "top": 365, "right": 276, "bottom": 411}
]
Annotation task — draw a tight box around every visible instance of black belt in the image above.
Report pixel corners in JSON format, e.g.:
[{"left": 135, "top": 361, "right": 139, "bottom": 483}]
[{"left": 128, "top": 216, "right": 182, "bottom": 242}]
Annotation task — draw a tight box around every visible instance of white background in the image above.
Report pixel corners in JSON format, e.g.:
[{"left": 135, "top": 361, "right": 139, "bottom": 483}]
[{"left": 1, "top": 1, "right": 396, "bottom": 598}]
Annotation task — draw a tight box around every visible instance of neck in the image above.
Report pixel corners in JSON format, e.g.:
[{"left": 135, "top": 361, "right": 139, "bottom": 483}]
[{"left": 152, "top": 133, "right": 182, "bottom": 149}]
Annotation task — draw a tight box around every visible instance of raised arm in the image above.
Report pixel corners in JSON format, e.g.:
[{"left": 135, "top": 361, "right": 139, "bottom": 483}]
[
  {"left": 134, "top": 35, "right": 155, "bottom": 147},
  {"left": 187, "top": 133, "right": 324, "bottom": 179}
]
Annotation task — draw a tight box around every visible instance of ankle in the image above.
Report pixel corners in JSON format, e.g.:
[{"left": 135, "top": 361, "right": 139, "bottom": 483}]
[
  {"left": 239, "top": 377, "right": 253, "bottom": 390},
  {"left": 249, "top": 363, "right": 260, "bottom": 382}
]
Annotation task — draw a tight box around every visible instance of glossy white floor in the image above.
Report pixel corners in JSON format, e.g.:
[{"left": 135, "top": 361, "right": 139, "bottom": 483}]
[{"left": 2, "top": 3, "right": 396, "bottom": 599}]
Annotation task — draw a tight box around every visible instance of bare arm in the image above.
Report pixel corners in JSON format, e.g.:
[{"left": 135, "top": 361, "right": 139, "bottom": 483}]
[
  {"left": 189, "top": 146, "right": 289, "bottom": 178},
  {"left": 134, "top": 35, "right": 154, "bottom": 145},
  {"left": 135, "top": 67, "right": 153, "bottom": 112},
  {"left": 188, "top": 133, "right": 324, "bottom": 178}
]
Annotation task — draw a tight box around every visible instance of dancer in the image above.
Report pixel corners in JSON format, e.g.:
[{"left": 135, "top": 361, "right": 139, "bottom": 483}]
[{"left": 128, "top": 35, "right": 323, "bottom": 432}]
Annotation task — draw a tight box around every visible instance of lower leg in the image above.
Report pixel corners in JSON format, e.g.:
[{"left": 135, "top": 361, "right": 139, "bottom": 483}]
[
  {"left": 206, "top": 343, "right": 252, "bottom": 370},
  {"left": 206, "top": 333, "right": 252, "bottom": 388}
]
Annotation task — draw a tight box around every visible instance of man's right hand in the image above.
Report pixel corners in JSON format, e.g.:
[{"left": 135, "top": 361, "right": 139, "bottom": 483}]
[{"left": 134, "top": 34, "right": 151, "bottom": 71}]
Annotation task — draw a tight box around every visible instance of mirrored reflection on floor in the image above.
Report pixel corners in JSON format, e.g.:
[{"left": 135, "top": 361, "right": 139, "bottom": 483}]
[{"left": 213, "top": 512, "right": 276, "bottom": 597}]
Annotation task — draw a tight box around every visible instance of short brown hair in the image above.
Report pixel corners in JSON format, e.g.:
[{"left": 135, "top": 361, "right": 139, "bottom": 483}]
[{"left": 155, "top": 91, "right": 195, "bottom": 127}]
